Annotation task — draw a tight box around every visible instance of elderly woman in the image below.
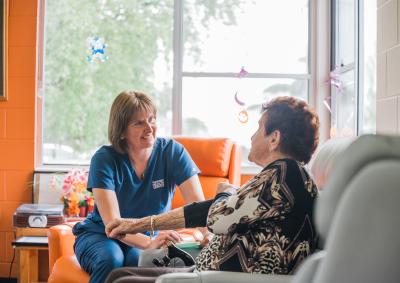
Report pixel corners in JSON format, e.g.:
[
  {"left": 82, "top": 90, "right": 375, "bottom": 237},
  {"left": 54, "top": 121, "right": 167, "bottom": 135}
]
[
  {"left": 105, "top": 96, "right": 320, "bottom": 283},
  {"left": 72, "top": 91, "right": 207, "bottom": 283}
]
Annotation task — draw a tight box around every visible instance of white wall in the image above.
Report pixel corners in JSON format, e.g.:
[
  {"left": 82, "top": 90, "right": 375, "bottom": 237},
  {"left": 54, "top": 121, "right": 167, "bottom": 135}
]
[{"left": 377, "top": 0, "right": 400, "bottom": 134}]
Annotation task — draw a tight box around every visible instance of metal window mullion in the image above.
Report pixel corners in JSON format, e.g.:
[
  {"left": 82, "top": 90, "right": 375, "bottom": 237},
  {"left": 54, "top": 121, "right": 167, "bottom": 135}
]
[
  {"left": 355, "top": 0, "right": 362, "bottom": 135},
  {"left": 172, "top": 0, "right": 183, "bottom": 135},
  {"left": 182, "top": 72, "right": 311, "bottom": 80},
  {"left": 336, "top": 62, "right": 355, "bottom": 73}
]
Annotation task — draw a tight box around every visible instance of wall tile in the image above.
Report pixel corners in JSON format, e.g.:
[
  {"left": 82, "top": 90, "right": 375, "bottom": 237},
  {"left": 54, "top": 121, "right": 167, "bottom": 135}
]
[
  {"left": 5, "top": 108, "right": 35, "bottom": 139},
  {"left": 5, "top": 232, "right": 16, "bottom": 262},
  {"left": 377, "top": 52, "right": 387, "bottom": 98},
  {"left": 0, "top": 232, "right": 5, "bottom": 261},
  {"left": 0, "top": 202, "right": 2, "bottom": 229},
  {"left": 0, "top": 171, "right": 4, "bottom": 201},
  {"left": 399, "top": 0, "right": 400, "bottom": 46},
  {"left": 0, "top": 140, "right": 34, "bottom": 170},
  {"left": 0, "top": 109, "right": 5, "bottom": 138},
  {"left": 0, "top": 201, "right": 20, "bottom": 231},
  {"left": 0, "top": 0, "right": 38, "bottom": 279},
  {"left": 378, "top": 0, "right": 390, "bottom": 8},
  {"left": 4, "top": 171, "right": 33, "bottom": 202},
  {"left": 8, "top": 16, "right": 37, "bottom": 47},
  {"left": 8, "top": 46, "right": 36, "bottom": 77},
  {"left": 387, "top": 45, "right": 400, "bottom": 96},
  {"left": 0, "top": 263, "right": 17, "bottom": 278},
  {"left": 10, "top": 0, "right": 38, "bottom": 16},
  {"left": 376, "top": 97, "right": 398, "bottom": 134},
  {"left": 381, "top": 0, "right": 398, "bottom": 50},
  {"left": 0, "top": 77, "right": 36, "bottom": 108}
]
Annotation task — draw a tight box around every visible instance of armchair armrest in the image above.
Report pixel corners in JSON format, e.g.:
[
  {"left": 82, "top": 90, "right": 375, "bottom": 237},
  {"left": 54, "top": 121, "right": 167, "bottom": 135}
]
[
  {"left": 228, "top": 143, "right": 242, "bottom": 186},
  {"left": 48, "top": 221, "right": 79, "bottom": 272},
  {"left": 156, "top": 271, "right": 293, "bottom": 283}
]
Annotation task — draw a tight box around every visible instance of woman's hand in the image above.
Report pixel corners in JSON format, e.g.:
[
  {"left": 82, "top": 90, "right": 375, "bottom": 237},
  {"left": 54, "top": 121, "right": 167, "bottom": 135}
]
[
  {"left": 106, "top": 218, "right": 140, "bottom": 239},
  {"left": 148, "top": 230, "right": 182, "bottom": 249}
]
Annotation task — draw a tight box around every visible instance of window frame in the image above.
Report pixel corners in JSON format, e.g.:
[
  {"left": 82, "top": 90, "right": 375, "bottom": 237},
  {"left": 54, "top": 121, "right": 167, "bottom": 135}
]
[
  {"left": 330, "top": 0, "right": 375, "bottom": 137},
  {"left": 36, "top": 0, "right": 324, "bottom": 172}
]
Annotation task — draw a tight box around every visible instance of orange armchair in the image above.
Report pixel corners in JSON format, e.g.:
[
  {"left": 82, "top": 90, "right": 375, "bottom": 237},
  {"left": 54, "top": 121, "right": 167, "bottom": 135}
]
[{"left": 47, "top": 137, "right": 242, "bottom": 283}]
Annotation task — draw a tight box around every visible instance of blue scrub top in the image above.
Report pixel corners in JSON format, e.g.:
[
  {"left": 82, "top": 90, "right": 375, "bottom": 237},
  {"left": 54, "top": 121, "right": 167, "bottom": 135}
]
[{"left": 73, "top": 137, "right": 200, "bottom": 235}]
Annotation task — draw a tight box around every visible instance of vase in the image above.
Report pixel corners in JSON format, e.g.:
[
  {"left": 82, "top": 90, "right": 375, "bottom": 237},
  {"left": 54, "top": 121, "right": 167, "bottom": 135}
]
[
  {"left": 79, "top": 206, "right": 87, "bottom": 217},
  {"left": 87, "top": 204, "right": 94, "bottom": 214}
]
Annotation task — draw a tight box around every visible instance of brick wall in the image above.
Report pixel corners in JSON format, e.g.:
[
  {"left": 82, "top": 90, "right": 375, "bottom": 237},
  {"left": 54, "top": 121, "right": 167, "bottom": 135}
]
[
  {"left": 377, "top": 0, "right": 400, "bottom": 133},
  {"left": 0, "top": 0, "right": 37, "bottom": 278}
]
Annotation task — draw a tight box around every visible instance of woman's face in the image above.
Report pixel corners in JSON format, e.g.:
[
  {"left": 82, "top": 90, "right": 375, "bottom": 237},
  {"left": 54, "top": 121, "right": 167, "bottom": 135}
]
[
  {"left": 248, "top": 112, "right": 270, "bottom": 166},
  {"left": 124, "top": 111, "right": 157, "bottom": 151}
]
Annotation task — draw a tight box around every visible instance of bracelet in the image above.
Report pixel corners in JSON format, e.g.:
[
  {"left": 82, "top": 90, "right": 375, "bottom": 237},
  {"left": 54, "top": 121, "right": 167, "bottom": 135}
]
[{"left": 150, "top": 215, "right": 156, "bottom": 238}]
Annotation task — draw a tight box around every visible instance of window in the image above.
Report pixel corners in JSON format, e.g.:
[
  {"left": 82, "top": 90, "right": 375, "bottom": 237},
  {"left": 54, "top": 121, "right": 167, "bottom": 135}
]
[
  {"left": 41, "top": 0, "right": 311, "bottom": 168},
  {"left": 330, "top": 0, "right": 376, "bottom": 137}
]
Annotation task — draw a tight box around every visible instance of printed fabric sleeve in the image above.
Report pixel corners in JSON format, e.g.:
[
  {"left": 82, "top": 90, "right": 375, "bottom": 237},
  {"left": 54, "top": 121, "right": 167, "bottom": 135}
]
[
  {"left": 87, "top": 150, "right": 116, "bottom": 192},
  {"left": 169, "top": 140, "right": 200, "bottom": 186},
  {"left": 206, "top": 165, "right": 296, "bottom": 235}
]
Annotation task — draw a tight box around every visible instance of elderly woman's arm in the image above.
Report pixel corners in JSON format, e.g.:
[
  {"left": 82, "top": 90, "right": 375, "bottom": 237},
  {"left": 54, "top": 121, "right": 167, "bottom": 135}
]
[{"left": 106, "top": 190, "right": 235, "bottom": 240}]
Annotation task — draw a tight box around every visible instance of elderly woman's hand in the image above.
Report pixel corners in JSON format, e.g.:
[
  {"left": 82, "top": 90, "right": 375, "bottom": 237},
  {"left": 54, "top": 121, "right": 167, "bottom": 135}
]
[
  {"left": 106, "top": 218, "right": 140, "bottom": 239},
  {"left": 216, "top": 182, "right": 238, "bottom": 195},
  {"left": 148, "top": 230, "right": 182, "bottom": 249}
]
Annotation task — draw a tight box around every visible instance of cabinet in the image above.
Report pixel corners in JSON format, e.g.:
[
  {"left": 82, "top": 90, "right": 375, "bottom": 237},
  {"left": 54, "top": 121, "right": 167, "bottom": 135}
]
[{"left": 13, "top": 228, "right": 49, "bottom": 283}]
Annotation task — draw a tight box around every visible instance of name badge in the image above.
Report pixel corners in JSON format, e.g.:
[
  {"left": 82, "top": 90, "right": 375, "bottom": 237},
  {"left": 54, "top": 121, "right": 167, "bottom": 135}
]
[{"left": 152, "top": 179, "right": 164, "bottom": 189}]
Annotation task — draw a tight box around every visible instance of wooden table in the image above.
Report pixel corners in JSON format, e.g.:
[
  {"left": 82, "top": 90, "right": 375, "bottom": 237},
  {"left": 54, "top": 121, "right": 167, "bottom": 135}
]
[{"left": 13, "top": 228, "right": 49, "bottom": 283}]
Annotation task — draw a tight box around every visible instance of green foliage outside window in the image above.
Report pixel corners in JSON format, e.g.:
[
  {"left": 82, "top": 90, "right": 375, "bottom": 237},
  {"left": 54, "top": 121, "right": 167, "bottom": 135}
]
[{"left": 44, "top": 0, "right": 241, "bottom": 163}]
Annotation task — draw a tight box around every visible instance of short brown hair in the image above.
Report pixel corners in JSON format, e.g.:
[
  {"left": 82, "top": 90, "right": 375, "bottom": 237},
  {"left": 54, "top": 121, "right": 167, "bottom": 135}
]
[
  {"left": 262, "top": 96, "right": 319, "bottom": 164},
  {"left": 108, "top": 91, "right": 157, "bottom": 153}
]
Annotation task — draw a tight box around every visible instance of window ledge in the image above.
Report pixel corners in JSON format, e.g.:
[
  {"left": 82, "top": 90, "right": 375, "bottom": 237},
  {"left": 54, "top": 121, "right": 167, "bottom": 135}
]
[
  {"left": 241, "top": 165, "right": 261, "bottom": 175},
  {"left": 35, "top": 164, "right": 89, "bottom": 173}
]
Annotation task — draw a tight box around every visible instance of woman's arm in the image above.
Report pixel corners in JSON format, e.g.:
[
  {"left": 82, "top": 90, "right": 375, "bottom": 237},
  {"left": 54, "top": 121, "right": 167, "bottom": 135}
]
[
  {"left": 94, "top": 189, "right": 180, "bottom": 249},
  {"left": 179, "top": 174, "right": 205, "bottom": 204}
]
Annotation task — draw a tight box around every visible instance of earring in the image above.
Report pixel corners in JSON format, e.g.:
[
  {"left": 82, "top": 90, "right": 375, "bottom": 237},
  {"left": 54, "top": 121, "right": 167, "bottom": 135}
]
[{"left": 120, "top": 136, "right": 125, "bottom": 140}]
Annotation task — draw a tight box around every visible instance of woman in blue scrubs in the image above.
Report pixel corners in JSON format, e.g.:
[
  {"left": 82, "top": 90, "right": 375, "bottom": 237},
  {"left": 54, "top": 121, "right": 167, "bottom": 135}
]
[{"left": 72, "top": 91, "right": 205, "bottom": 283}]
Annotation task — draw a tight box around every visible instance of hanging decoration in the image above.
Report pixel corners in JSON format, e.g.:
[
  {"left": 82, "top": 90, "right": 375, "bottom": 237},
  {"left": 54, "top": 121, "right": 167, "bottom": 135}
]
[
  {"left": 328, "top": 66, "right": 344, "bottom": 93},
  {"left": 324, "top": 66, "right": 344, "bottom": 112},
  {"left": 323, "top": 96, "right": 331, "bottom": 113},
  {"left": 234, "top": 67, "right": 249, "bottom": 123},
  {"left": 86, "top": 36, "right": 108, "bottom": 63}
]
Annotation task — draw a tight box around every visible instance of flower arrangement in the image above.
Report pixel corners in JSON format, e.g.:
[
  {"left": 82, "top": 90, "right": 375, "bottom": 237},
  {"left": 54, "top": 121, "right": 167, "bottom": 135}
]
[{"left": 51, "top": 169, "right": 94, "bottom": 217}]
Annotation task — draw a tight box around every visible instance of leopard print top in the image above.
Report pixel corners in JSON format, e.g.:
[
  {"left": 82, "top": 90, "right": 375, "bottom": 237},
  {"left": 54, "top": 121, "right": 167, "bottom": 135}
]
[{"left": 195, "top": 159, "right": 318, "bottom": 274}]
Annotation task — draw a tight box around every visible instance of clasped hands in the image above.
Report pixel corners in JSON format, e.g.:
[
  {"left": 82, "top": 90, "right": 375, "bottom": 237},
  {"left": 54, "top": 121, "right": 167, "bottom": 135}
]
[
  {"left": 106, "top": 217, "right": 212, "bottom": 248},
  {"left": 105, "top": 218, "right": 181, "bottom": 249}
]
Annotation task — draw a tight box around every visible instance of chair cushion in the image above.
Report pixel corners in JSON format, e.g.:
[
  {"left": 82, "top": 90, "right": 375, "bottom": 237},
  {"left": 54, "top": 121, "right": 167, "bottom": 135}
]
[
  {"left": 48, "top": 255, "right": 89, "bottom": 283},
  {"left": 173, "top": 137, "right": 233, "bottom": 177},
  {"left": 310, "top": 137, "right": 354, "bottom": 189},
  {"left": 172, "top": 176, "right": 228, "bottom": 209},
  {"left": 316, "top": 135, "right": 400, "bottom": 243}
]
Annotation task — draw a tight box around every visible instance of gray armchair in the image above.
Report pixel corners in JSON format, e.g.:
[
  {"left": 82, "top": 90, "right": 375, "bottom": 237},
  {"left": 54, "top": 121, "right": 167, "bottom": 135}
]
[{"left": 156, "top": 135, "right": 400, "bottom": 283}]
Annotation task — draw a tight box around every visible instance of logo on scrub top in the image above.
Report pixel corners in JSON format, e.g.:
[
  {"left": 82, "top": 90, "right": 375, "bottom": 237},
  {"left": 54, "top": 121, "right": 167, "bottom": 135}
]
[{"left": 152, "top": 179, "right": 164, "bottom": 189}]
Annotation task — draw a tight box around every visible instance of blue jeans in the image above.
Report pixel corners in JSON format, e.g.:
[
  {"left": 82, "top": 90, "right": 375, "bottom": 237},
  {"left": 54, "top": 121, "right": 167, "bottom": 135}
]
[{"left": 74, "top": 232, "right": 142, "bottom": 283}]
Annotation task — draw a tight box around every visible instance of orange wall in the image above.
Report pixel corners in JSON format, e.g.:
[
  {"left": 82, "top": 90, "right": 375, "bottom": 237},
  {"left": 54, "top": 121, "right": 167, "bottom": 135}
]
[{"left": 0, "top": 0, "right": 38, "bottom": 277}]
